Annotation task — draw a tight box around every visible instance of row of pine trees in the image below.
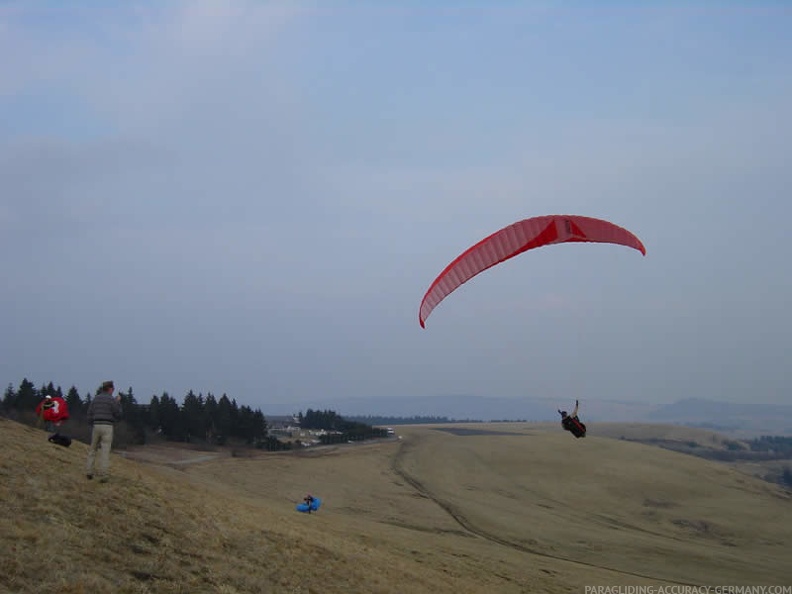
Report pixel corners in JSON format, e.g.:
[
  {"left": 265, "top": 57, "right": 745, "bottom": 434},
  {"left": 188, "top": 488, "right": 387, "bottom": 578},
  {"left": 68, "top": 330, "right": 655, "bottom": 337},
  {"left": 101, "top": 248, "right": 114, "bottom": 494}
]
[{"left": 2, "top": 378, "right": 270, "bottom": 448}]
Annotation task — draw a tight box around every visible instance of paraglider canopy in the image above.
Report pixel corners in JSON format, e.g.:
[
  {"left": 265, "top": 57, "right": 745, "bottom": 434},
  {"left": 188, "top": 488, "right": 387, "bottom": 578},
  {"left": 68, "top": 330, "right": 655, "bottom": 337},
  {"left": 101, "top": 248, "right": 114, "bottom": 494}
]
[
  {"left": 419, "top": 214, "right": 646, "bottom": 328},
  {"left": 36, "top": 395, "right": 70, "bottom": 423}
]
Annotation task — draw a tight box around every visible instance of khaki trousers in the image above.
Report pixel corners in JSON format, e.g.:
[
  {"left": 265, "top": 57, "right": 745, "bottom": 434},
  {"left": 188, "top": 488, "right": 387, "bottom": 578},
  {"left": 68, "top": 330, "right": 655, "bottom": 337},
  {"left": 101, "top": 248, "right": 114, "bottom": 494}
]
[{"left": 86, "top": 423, "right": 114, "bottom": 478}]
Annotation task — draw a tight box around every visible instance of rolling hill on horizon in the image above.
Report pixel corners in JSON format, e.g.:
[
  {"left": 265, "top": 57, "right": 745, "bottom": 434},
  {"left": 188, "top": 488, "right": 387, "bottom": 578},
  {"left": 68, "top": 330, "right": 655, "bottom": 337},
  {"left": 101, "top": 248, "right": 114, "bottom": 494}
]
[{"left": 271, "top": 394, "right": 792, "bottom": 437}]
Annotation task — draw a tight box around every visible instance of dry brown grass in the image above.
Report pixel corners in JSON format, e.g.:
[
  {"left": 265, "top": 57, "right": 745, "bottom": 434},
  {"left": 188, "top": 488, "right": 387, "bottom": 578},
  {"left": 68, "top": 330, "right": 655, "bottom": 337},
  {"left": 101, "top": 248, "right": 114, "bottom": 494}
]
[{"left": 2, "top": 418, "right": 790, "bottom": 593}]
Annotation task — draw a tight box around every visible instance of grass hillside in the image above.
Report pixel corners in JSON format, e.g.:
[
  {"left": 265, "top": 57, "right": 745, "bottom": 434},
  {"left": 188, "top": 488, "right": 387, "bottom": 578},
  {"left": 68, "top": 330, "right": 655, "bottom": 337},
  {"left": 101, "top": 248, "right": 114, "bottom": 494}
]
[{"left": 2, "top": 418, "right": 790, "bottom": 593}]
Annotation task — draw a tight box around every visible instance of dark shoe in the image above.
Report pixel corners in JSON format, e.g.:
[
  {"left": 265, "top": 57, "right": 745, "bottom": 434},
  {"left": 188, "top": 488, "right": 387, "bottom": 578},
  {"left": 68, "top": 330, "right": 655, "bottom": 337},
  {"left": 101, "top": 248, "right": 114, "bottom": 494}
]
[{"left": 86, "top": 474, "right": 93, "bottom": 480}]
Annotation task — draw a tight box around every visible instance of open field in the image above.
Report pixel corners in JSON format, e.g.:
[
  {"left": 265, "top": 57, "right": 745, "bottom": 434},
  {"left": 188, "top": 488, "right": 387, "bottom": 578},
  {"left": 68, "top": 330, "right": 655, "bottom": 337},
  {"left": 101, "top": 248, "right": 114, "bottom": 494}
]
[{"left": 2, "top": 417, "right": 790, "bottom": 593}]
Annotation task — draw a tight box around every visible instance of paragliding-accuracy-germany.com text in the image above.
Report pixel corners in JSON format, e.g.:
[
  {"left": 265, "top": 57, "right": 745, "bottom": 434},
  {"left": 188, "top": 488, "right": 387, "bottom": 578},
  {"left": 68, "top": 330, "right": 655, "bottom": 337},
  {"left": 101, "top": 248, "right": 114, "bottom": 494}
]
[{"left": 584, "top": 586, "right": 792, "bottom": 594}]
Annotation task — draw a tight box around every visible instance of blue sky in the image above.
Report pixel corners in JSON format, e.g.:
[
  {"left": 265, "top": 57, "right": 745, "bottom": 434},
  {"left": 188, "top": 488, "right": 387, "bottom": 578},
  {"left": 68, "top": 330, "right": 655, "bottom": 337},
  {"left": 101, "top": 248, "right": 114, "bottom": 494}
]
[{"left": 1, "top": 1, "right": 790, "bottom": 413}]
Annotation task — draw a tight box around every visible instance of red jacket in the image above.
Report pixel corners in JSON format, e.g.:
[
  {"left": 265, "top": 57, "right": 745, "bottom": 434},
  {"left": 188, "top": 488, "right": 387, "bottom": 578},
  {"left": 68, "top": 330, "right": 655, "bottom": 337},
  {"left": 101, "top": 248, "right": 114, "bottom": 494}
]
[{"left": 35, "top": 397, "right": 70, "bottom": 423}]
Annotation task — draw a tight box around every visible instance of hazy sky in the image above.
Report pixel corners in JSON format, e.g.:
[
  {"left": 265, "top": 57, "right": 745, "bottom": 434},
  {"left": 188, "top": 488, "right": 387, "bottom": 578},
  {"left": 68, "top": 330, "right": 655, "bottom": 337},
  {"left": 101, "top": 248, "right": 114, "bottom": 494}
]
[{"left": 2, "top": 1, "right": 790, "bottom": 412}]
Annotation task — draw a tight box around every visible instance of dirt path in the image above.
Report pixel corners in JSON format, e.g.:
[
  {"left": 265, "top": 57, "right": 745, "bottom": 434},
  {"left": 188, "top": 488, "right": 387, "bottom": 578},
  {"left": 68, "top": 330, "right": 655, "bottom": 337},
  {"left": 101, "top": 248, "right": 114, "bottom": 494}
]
[{"left": 121, "top": 437, "right": 399, "bottom": 466}]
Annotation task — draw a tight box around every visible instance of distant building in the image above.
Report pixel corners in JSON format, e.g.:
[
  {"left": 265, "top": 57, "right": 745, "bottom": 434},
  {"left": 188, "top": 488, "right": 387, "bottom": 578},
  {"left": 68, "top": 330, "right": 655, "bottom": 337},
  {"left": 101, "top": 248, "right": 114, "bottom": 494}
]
[{"left": 267, "top": 415, "right": 301, "bottom": 438}]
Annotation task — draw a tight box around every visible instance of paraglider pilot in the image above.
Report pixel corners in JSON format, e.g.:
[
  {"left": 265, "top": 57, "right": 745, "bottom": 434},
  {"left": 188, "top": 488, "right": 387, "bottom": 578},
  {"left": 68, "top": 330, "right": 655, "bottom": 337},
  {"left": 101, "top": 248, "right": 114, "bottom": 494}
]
[
  {"left": 304, "top": 493, "right": 316, "bottom": 514},
  {"left": 559, "top": 400, "right": 586, "bottom": 438},
  {"left": 36, "top": 394, "right": 71, "bottom": 445}
]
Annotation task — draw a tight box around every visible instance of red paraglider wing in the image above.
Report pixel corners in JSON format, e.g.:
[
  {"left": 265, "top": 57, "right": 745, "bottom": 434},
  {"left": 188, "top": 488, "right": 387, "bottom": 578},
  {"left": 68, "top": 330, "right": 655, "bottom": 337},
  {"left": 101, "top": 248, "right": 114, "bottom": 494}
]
[{"left": 418, "top": 215, "right": 646, "bottom": 328}]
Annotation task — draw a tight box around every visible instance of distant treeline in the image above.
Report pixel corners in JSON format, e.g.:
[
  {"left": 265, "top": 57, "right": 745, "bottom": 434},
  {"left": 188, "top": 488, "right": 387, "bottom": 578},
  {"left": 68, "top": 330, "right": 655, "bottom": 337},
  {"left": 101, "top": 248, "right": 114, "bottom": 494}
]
[
  {"left": 747, "top": 435, "right": 792, "bottom": 457},
  {"left": 626, "top": 436, "right": 792, "bottom": 463},
  {"left": 705, "top": 436, "right": 792, "bottom": 461},
  {"left": 2, "top": 378, "right": 386, "bottom": 451},
  {"left": 624, "top": 434, "right": 792, "bottom": 490},
  {"left": 345, "top": 415, "right": 484, "bottom": 426},
  {"left": 1, "top": 378, "right": 275, "bottom": 449},
  {"left": 344, "top": 415, "right": 530, "bottom": 425},
  {"left": 298, "top": 409, "right": 389, "bottom": 444}
]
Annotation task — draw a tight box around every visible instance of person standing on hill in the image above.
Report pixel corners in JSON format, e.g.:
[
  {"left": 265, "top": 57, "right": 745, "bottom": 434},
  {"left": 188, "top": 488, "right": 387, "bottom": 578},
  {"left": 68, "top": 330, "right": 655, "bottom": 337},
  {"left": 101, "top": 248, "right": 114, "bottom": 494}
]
[
  {"left": 36, "top": 395, "right": 58, "bottom": 432},
  {"left": 85, "top": 380, "right": 122, "bottom": 482}
]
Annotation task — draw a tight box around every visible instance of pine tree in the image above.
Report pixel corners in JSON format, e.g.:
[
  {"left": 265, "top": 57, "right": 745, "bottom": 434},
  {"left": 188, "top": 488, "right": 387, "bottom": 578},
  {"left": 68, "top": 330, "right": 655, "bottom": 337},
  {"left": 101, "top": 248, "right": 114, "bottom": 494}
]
[
  {"left": 204, "top": 393, "right": 219, "bottom": 442},
  {"left": 216, "top": 394, "right": 234, "bottom": 444},
  {"left": 147, "top": 395, "right": 162, "bottom": 434},
  {"left": 17, "top": 378, "right": 38, "bottom": 410},
  {"left": 65, "top": 386, "right": 82, "bottom": 419},
  {"left": 181, "top": 390, "right": 205, "bottom": 442},
  {"left": 119, "top": 386, "right": 146, "bottom": 445},
  {"left": 158, "top": 392, "right": 184, "bottom": 440},
  {"left": 2, "top": 383, "right": 16, "bottom": 411}
]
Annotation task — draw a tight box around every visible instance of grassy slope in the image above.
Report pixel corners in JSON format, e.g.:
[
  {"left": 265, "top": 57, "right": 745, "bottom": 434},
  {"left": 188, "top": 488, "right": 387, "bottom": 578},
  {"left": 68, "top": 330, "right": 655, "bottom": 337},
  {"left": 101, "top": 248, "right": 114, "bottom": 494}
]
[
  {"left": 395, "top": 424, "right": 792, "bottom": 585},
  {"left": 2, "top": 418, "right": 790, "bottom": 593}
]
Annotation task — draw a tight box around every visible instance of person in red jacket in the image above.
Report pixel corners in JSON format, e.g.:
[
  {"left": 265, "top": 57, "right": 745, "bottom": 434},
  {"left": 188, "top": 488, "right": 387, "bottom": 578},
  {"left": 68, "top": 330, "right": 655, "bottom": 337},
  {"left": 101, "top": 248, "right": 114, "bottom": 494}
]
[{"left": 35, "top": 395, "right": 70, "bottom": 432}]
